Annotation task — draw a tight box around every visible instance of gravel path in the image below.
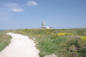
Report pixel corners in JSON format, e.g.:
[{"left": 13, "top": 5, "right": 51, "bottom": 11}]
[{"left": 0, "top": 32, "right": 40, "bottom": 57}]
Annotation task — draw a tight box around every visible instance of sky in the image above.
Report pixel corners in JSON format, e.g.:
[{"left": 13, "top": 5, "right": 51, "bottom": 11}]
[{"left": 0, "top": 0, "right": 86, "bottom": 29}]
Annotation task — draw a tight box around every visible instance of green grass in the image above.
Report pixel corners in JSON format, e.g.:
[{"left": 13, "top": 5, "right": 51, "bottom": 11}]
[
  {"left": 0, "top": 29, "right": 86, "bottom": 57},
  {"left": 12, "top": 29, "right": 86, "bottom": 57},
  {"left": 0, "top": 31, "right": 11, "bottom": 51}
]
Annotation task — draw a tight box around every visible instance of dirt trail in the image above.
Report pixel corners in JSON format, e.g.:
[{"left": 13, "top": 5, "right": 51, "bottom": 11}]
[{"left": 0, "top": 32, "right": 40, "bottom": 57}]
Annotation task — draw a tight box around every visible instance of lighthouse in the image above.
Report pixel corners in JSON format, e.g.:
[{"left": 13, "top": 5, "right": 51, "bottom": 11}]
[{"left": 41, "top": 21, "right": 50, "bottom": 29}]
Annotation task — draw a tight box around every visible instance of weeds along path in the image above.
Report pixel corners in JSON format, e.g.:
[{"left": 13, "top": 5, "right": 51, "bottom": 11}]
[{"left": 0, "top": 32, "right": 40, "bottom": 57}]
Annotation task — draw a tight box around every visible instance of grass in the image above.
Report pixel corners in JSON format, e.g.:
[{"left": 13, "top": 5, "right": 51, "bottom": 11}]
[
  {"left": 12, "top": 29, "right": 86, "bottom": 57},
  {"left": 0, "top": 29, "right": 86, "bottom": 57},
  {"left": 0, "top": 31, "right": 11, "bottom": 51}
]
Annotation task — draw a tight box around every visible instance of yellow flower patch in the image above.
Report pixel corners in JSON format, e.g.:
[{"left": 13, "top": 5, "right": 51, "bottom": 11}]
[
  {"left": 80, "top": 36, "right": 86, "bottom": 40},
  {"left": 57, "top": 32, "right": 73, "bottom": 36},
  {"left": 57, "top": 33, "right": 65, "bottom": 36}
]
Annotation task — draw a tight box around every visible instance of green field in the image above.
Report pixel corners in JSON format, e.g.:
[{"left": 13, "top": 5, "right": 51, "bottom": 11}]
[
  {"left": 0, "top": 29, "right": 86, "bottom": 57},
  {"left": 0, "top": 31, "right": 11, "bottom": 51}
]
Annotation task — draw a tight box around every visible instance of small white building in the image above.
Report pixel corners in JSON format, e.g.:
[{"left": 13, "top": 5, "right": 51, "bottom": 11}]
[{"left": 41, "top": 21, "right": 51, "bottom": 29}]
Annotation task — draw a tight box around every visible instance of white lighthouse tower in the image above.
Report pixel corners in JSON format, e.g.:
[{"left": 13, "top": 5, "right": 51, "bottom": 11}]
[{"left": 41, "top": 21, "right": 50, "bottom": 29}]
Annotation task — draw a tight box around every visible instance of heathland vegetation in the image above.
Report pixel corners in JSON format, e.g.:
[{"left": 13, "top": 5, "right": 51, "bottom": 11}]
[
  {"left": 0, "top": 28, "right": 86, "bottom": 57},
  {"left": 0, "top": 31, "right": 11, "bottom": 51}
]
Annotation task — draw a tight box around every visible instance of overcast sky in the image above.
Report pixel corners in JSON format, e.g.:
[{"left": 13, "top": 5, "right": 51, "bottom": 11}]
[{"left": 0, "top": 0, "right": 86, "bottom": 29}]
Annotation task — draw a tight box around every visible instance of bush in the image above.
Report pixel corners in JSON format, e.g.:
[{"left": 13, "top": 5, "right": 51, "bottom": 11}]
[{"left": 13, "top": 29, "right": 86, "bottom": 57}]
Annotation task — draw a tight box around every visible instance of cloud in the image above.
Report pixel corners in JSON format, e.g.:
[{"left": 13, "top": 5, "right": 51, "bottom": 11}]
[
  {"left": 26, "top": 1, "right": 38, "bottom": 6},
  {"left": 5, "top": 1, "right": 38, "bottom": 12},
  {"left": 11, "top": 8, "right": 24, "bottom": 12},
  {"left": 5, "top": 3, "right": 24, "bottom": 12}
]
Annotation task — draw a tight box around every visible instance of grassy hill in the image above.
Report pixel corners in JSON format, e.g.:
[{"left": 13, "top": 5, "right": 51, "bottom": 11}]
[
  {"left": 0, "top": 31, "right": 11, "bottom": 51},
  {"left": 0, "top": 29, "right": 86, "bottom": 57}
]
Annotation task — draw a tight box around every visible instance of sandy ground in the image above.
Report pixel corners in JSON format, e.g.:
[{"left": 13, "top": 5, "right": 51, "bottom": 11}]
[{"left": 0, "top": 32, "right": 40, "bottom": 57}]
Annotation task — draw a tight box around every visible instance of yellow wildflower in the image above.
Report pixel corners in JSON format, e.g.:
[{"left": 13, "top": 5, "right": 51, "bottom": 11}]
[
  {"left": 80, "top": 36, "right": 86, "bottom": 40},
  {"left": 57, "top": 33, "right": 65, "bottom": 36},
  {"left": 57, "top": 32, "right": 73, "bottom": 36}
]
